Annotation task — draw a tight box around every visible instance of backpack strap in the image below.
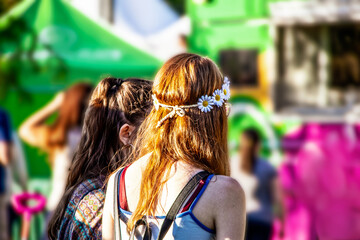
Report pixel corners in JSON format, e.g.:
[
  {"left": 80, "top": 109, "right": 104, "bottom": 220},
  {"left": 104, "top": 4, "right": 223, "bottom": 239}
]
[
  {"left": 156, "top": 171, "right": 210, "bottom": 240},
  {"left": 180, "top": 175, "right": 209, "bottom": 213},
  {"left": 113, "top": 168, "right": 124, "bottom": 240},
  {"left": 130, "top": 216, "right": 152, "bottom": 240}
]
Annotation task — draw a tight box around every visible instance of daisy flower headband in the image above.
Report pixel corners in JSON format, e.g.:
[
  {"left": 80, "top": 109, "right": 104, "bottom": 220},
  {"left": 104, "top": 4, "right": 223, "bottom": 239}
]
[{"left": 153, "top": 77, "right": 231, "bottom": 128}]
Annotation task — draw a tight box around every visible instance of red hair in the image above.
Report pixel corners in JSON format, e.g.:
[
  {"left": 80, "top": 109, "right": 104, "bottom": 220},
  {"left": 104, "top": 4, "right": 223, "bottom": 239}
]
[{"left": 127, "top": 53, "right": 229, "bottom": 230}]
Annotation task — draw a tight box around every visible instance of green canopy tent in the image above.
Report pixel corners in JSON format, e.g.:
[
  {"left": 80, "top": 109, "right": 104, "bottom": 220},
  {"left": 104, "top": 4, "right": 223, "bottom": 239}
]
[
  {"left": 0, "top": 0, "right": 161, "bottom": 82},
  {"left": 0, "top": 0, "right": 162, "bottom": 177}
]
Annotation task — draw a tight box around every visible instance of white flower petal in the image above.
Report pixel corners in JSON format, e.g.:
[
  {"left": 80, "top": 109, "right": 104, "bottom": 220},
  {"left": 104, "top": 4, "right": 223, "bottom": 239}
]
[
  {"left": 222, "top": 84, "right": 231, "bottom": 100},
  {"left": 197, "top": 95, "right": 214, "bottom": 112},
  {"left": 213, "top": 89, "right": 224, "bottom": 107}
]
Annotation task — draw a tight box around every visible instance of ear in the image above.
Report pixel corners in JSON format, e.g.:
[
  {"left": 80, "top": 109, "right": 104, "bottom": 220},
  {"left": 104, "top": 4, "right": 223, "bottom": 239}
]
[{"left": 119, "top": 124, "right": 136, "bottom": 145}]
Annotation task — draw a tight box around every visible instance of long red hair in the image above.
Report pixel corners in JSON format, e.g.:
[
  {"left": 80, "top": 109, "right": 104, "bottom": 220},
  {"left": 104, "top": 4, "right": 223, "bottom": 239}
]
[{"left": 128, "top": 53, "right": 229, "bottom": 230}]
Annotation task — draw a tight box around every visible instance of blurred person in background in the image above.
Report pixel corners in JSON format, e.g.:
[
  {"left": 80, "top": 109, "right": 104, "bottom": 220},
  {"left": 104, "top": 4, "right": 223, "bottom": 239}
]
[
  {"left": 19, "top": 83, "right": 93, "bottom": 221},
  {"left": 7, "top": 130, "right": 28, "bottom": 238},
  {"left": 0, "top": 108, "right": 28, "bottom": 240},
  {"left": 47, "top": 77, "right": 152, "bottom": 240},
  {"left": 0, "top": 108, "right": 12, "bottom": 240},
  {"left": 231, "top": 128, "right": 284, "bottom": 240}
]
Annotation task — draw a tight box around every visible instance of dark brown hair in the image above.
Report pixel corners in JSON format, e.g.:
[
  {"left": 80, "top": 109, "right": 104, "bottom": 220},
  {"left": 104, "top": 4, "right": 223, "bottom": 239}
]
[
  {"left": 240, "top": 128, "right": 260, "bottom": 174},
  {"left": 47, "top": 77, "right": 152, "bottom": 239},
  {"left": 127, "top": 53, "right": 229, "bottom": 230},
  {"left": 47, "top": 83, "right": 93, "bottom": 149}
]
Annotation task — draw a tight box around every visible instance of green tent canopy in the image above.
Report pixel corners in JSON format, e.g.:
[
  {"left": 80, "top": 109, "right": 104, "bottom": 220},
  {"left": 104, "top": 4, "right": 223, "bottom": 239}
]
[
  {"left": 0, "top": 0, "right": 162, "bottom": 88},
  {"left": 0, "top": 0, "right": 162, "bottom": 177}
]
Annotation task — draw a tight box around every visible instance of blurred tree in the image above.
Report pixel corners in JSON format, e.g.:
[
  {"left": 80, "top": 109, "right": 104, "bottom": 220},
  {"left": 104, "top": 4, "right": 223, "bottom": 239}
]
[
  {"left": 0, "top": 0, "right": 67, "bottom": 101},
  {"left": 0, "top": 17, "right": 34, "bottom": 101},
  {"left": 0, "top": 0, "right": 31, "bottom": 101},
  {"left": 165, "top": 0, "right": 185, "bottom": 15},
  {"left": 0, "top": 0, "right": 22, "bottom": 16}
]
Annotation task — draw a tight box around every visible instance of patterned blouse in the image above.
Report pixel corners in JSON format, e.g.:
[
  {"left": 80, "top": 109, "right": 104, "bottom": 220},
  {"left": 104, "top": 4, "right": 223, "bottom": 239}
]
[{"left": 58, "top": 177, "right": 105, "bottom": 239}]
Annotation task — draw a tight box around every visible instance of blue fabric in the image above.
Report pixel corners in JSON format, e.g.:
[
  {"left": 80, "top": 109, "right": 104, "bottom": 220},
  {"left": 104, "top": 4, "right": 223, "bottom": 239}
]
[
  {"left": 246, "top": 218, "right": 272, "bottom": 240},
  {"left": 0, "top": 166, "right": 5, "bottom": 194},
  {"left": 0, "top": 109, "right": 11, "bottom": 142},
  {"left": 0, "top": 109, "right": 11, "bottom": 194},
  {"left": 120, "top": 210, "right": 216, "bottom": 240},
  {"left": 247, "top": 159, "right": 277, "bottom": 224}
]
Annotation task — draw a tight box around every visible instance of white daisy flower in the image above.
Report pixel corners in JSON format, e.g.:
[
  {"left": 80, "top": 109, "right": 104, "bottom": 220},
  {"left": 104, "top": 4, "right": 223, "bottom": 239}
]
[
  {"left": 222, "top": 84, "right": 231, "bottom": 100},
  {"left": 152, "top": 94, "right": 160, "bottom": 110},
  {"left": 212, "top": 89, "right": 224, "bottom": 107},
  {"left": 197, "top": 95, "right": 214, "bottom": 113},
  {"left": 224, "top": 76, "right": 230, "bottom": 86}
]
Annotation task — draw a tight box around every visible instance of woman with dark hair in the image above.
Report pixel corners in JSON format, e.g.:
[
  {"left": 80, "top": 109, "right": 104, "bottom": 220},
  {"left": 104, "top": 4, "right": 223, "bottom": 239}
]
[
  {"left": 103, "top": 53, "right": 246, "bottom": 240},
  {"left": 47, "top": 77, "right": 152, "bottom": 239},
  {"left": 231, "top": 128, "right": 284, "bottom": 240},
  {"left": 19, "top": 83, "right": 93, "bottom": 213}
]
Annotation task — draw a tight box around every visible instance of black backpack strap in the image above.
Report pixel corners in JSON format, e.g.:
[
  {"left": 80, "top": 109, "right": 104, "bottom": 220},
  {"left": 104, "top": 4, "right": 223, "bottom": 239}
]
[
  {"left": 156, "top": 171, "right": 210, "bottom": 240},
  {"left": 130, "top": 216, "right": 152, "bottom": 240}
]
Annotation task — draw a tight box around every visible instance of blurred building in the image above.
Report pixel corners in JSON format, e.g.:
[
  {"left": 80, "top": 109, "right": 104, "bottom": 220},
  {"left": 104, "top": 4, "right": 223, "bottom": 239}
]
[
  {"left": 187, "top": 0, "right": 274, "bottom": 109},
  {"left": 188, "top": 0, "right": 360, "bottom": 119},
  {"left": 271, "top": 0, "right": 360, "bottom": 119},
  {"left": 187, "top": 0, "right": 360, "bottom": 154}
]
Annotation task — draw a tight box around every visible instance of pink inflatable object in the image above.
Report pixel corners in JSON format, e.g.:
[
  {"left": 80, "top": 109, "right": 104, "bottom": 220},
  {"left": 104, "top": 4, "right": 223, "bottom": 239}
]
[
  {"left": 275, "top": 124, "right": 360, "bottom": 240},
  {"left": 12, "top": 192, "right": 46, "bottom": 220},
  {"left": 11, "top": 192, "right": 46, "bottom": 240}
]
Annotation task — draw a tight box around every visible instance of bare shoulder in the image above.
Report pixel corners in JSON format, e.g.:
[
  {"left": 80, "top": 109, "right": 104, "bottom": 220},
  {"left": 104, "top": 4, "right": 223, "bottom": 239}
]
[
  {"left": 211, "top": 175, "right": 244, "bottom": 196},
  {"left": 126, "top": 152, "right": 152, "bottom": 177},
  {"left": 207, "top": 175, "right": 245, "bottom": 209},
  {"left": 192, "top": 175, "right": 245, "bottom": 230},
  {"left": 198, "top": 175, "right": 245, "bottom": 211},
  {"left": 206, "top": 176, "right": 246, "bottom": 239}
]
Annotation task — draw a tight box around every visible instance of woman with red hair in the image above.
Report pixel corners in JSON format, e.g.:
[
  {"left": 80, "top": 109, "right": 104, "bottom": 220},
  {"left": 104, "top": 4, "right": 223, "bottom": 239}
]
[{"left": 103, "top": 53, "right": 246, "bottom": 240}]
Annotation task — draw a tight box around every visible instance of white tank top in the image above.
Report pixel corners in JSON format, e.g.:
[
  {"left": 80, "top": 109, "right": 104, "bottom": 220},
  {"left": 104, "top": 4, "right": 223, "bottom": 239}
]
[{"left": 46, "top": 128, "right": 82, "bottom": 211}]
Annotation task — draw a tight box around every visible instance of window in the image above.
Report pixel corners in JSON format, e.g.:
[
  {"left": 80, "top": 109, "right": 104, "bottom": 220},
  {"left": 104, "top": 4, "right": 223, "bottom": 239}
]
[
  {"left": 275, "top": 25, "right": 360, "bottom": 113},
  {"left": 219, "top": 49, "right": 258, "bottom": 87}
]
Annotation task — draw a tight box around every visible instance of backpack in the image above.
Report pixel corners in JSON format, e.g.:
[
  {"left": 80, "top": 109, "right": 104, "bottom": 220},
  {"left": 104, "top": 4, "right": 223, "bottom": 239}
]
[{"left": 113, "top": 168, "right": 210, "bottom": 240}]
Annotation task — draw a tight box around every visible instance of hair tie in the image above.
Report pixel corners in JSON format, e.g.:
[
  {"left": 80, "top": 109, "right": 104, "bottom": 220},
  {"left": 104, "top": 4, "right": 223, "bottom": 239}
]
[
  {"left": 153, "top": 76, "right": 231, "bottom": 128},
  {"left": 109, "top": 78, "right": 124, "bottom": 92},
  {"left": 115, "top": 78, "right": 124, "bottom": 87}
]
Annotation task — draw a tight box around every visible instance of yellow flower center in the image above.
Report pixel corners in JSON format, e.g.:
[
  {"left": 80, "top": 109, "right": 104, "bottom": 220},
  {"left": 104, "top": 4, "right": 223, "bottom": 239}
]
[
  {"left": 202, "top": 101, "right": 209, "bottom": 107},
  {"left": 223, "top": 89, "right": 227, "bottom": 95},
  {"left": 215, "top": 95, "right": 221, "bottom": 101}
]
